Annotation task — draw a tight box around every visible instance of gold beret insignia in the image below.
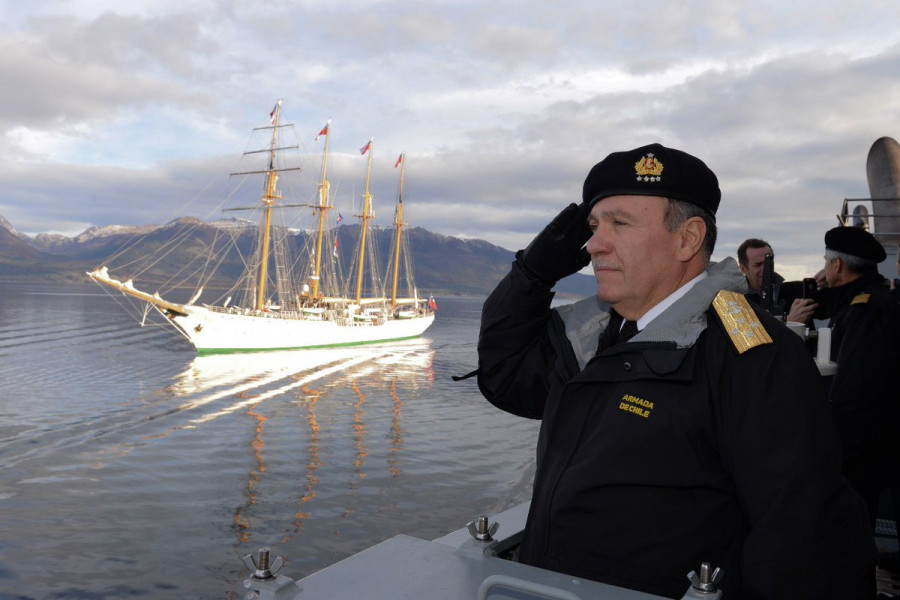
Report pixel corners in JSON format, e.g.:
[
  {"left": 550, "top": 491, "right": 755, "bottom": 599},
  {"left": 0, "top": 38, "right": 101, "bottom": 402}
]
[{"left": 634, "top": 152, "right": 664, "bottom": 182}]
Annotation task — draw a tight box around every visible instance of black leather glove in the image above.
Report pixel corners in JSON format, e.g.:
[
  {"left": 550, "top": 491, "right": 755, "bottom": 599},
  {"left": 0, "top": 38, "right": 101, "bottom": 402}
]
[{"left": 517, "top": 203, "right": 592, "bottom": 288}]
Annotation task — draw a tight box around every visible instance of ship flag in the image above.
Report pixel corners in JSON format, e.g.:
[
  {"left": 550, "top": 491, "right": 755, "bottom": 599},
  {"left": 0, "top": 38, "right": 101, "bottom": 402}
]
[
  {"left": 360, "top": 139, "right": 373, "bottom": 155},
  {"left": 315, "top": 123, "right": 329, "bottom": 141},
  {"left": 428, "top": 294, "right": 438, "bottom": 311}
]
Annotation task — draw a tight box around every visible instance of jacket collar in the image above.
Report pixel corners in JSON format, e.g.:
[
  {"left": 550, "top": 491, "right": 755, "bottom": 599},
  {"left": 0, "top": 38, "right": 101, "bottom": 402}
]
[{"left": 558, "top": 257, "right": 747, "bottom": 369}]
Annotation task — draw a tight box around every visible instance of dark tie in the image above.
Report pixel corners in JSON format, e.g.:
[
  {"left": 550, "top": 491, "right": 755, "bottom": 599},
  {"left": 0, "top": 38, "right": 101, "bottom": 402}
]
[{"left": 618, "top": 320, "right": 639, "bottom": 344}]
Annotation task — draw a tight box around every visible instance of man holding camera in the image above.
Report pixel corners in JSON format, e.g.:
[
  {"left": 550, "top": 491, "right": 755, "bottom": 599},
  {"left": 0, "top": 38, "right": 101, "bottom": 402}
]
[{"left": 737, "top": 237, "right": 818, "bottom": 323}]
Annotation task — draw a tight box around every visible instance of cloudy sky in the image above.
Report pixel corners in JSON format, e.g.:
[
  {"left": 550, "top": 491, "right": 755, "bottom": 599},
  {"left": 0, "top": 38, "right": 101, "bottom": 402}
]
[{"left": 2, "top": 0, "right": 899, "bottom": 279}]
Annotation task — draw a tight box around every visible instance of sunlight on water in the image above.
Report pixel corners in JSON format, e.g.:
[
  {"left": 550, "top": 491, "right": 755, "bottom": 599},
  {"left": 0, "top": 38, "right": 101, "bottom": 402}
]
[{"left": 166, "top": 341, "right": 436, "bottom": 426}]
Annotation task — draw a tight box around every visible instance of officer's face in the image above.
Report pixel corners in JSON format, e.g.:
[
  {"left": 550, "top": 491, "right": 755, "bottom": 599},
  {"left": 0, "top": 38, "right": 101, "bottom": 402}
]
[
  {"left": 586, "top": 195, "right": 692, "bottom": 319},
  {"left": 740, "top": 245, "right": 773, "bottom": 292}
]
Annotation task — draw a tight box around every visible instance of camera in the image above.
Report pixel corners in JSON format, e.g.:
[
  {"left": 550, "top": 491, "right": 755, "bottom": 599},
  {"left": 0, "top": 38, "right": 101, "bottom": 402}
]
[{"left": 802, "top": 278, "right": 817, "bottom": 300}]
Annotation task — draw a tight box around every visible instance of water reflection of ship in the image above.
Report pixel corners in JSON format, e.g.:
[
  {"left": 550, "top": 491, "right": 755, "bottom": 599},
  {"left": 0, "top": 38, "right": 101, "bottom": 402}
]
[
  {"left": 388, "top": 380, "right": 403, "bottom": 479},
  {"left": 234, "top": 384, "right": 326, "bottom": 545},
  {"left": 283, "top": 385, "right": 321, "bottom": 543},
  {"left": 233, "top": 402, "right": 267, "bottom": 543},
  {"left": 195, "top": 342, "right": 434, "bottom": 546},
  {"left": 170, "top": 339, "right": 435, "bottom": 402}
]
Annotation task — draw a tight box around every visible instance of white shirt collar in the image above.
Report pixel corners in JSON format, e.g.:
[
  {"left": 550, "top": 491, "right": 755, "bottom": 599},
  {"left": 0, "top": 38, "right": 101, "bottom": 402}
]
[{"left": 634, "top": 271, "right": 709, "bottom": 331}]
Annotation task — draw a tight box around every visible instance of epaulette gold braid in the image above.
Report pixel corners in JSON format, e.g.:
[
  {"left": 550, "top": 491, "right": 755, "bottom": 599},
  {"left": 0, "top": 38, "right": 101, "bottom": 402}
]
[{"left": 712, "top": 290, "right": 773, "bottom": 354}]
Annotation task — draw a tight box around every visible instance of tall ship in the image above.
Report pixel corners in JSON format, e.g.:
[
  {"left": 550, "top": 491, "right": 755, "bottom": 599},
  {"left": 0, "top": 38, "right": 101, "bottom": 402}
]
[{"left": 87, "top": 100, "right": 435, "bottom": 354}]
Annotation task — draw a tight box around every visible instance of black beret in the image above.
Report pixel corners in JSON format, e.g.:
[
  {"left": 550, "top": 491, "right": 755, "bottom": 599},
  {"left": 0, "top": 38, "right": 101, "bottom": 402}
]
[
  {"left": 825, "top": 226, "right": 886, "bottom": 263},
  {"left": 582, "top": 143, "right": 720, "bottom": 217}
]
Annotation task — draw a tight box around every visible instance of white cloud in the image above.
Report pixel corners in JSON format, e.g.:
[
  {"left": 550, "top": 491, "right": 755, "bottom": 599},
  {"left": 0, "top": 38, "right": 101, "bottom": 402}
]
[{"left": 1, "top": 0, "right": 900, "bottom": 278}]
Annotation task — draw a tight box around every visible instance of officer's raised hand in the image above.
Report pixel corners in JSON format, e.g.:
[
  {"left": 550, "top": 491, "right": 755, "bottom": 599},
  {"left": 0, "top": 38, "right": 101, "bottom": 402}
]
[{"left": 517, "top": 202, "right": 592, "bottom": 288}]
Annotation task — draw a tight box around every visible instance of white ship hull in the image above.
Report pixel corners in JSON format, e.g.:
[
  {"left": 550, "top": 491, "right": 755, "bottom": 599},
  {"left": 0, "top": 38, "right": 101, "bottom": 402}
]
[{"left": 171, "top": 305, "right": 435, "bottom": 354}]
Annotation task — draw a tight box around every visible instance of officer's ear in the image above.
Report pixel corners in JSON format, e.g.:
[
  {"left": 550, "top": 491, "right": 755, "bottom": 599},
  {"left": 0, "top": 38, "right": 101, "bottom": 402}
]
[
  {"left": 676, "top": 216, "right": 706, "bottom": 262},
  {"left": 832, "top": 257, "right": 845, "bottom": 275}
]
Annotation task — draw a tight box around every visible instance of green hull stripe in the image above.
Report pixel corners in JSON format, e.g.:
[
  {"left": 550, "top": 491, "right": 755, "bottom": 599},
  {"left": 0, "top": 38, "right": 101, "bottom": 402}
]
[{"left": 195, "top": 334, "right": 425, "bottom": 356}]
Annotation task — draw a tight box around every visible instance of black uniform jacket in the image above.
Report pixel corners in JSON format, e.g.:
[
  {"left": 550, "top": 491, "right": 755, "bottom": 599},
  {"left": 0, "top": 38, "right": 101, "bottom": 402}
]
[
  {"left": 477, "top": 258, "right": 876, "bottom": 599},
  {"left": 827, "top": 272, "right": 900, "bottom": 489}
]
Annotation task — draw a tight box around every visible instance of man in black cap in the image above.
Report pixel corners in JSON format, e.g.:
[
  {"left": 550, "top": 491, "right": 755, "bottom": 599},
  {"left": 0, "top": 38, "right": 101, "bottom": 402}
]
[
  {"left": 477, "top": 143, "right": 875, "bottom": 598},
  {"left": 820, "top": 226, "right": 900, "bottom": 537}
]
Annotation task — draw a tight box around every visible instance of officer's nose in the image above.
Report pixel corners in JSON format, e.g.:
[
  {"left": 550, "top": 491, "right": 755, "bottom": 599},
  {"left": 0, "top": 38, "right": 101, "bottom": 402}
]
[{"left": 586, "top": 226, "right": 611, "bottom": 255}]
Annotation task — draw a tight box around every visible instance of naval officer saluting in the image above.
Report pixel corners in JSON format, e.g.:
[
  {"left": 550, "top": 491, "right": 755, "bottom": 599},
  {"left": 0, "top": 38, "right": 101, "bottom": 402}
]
[{"left": 477, "top": 143, "right": 877, "bottom": 598}]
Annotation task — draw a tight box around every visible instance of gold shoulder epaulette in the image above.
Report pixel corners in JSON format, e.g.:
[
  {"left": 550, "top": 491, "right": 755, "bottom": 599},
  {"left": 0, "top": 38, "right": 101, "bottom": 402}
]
[
  {"left": 712, "top": 290, "right": 774, "bottom": 354},
  {"left": 851, "top": 293, "right": 870, "bottom": 305}
]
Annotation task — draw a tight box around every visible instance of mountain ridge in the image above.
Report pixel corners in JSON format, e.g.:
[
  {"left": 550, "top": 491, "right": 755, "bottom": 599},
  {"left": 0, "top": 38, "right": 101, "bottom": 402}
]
[{"left": 0, "top": 215, "right": 596, "bottom": 298}]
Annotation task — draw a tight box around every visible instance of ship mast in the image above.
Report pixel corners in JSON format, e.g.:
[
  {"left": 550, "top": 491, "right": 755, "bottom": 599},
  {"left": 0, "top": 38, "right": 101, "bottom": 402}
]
[
  {"left": 310, "top": 120, "right": 332, "bottom": 300},
  {"left": 390, "top": 153, "right": 406, "bottom": 311},
  {"left": 256, "top": 99, "right": 283, "bottom": 311},
  {"left": 223, "top": 100, "right": 301, "bottom": 311},
  {"left": 354, "top": 138, "right": 375, "bottom": 304}
]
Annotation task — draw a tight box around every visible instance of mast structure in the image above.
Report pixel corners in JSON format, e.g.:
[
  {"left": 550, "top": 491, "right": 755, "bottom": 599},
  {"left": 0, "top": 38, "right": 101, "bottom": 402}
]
[
  {"left": 223, "top": 99, "right": 301, "bottom": 311},
  {"left": 354, "top": 138, "right": 375, "bottom": 304},
  {"left": 255, "top": 99, "right": 283, "bottom": 311},
  {"left": 390, "top": 153, "right": 406, "bottom": 311},
  {"left": 309, "top": 120, "right": 332, "bottom": 300}
]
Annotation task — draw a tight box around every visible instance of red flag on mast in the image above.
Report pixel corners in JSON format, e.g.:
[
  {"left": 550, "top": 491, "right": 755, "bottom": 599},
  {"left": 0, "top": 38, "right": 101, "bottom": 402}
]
[
  {"left": 360, "top": 139, "right": 372, "bottom": 155},
  {"left": 315, "top": 123, "right": 328, "bottom": 141},
  {"left": 394, "top": 154, "right": 403, "bottom": 168}
]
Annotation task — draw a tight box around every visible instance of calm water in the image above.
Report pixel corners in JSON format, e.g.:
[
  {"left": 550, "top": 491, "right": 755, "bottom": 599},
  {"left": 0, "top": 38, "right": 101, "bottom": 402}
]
[{"left": 0, "top": 282, "right": 540, "bottom": 599}]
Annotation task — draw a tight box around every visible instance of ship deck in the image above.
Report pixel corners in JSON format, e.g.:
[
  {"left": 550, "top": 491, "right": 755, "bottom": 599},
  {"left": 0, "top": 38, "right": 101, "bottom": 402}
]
[{"left": 241, "top": 503, "right": 900, "bottom": 599}]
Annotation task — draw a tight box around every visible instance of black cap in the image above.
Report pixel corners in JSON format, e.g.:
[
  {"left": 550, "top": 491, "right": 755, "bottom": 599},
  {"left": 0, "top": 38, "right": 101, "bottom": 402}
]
[
  {"left": 825, "top": 226, "right": 886, "bottom": 263},
  {"left": 582, "top": 143, "right": 720, "bottom": 217}
]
